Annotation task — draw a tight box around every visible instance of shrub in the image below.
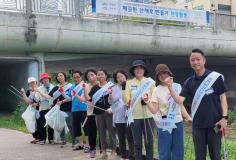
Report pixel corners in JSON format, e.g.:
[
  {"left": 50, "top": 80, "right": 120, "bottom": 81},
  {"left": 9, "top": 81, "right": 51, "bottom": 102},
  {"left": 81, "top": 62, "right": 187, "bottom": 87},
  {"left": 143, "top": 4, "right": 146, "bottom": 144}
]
[{"left": 228, "top": 110, "right": 236, "bottom": 125}]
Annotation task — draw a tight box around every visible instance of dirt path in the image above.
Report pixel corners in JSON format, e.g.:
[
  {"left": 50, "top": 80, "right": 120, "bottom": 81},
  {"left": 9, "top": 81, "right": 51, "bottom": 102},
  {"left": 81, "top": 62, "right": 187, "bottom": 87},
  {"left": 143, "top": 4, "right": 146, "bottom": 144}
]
[{"left": 0, "top": 128, "right": 92, "bottom": 160}]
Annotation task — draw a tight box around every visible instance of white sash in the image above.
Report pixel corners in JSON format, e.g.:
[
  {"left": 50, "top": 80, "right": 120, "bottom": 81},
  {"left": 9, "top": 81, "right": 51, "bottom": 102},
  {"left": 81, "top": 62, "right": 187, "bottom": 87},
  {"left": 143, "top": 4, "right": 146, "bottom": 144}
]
[
  {"left": 92, "top": 81, "right": 114, "bottom": 105},
  {"left": 48, "top": 84, "right": 54, "bottom": 93},
  {"left": 40, "top": 84, "right": 54, "bottom": 105},
  {"left": 71, "top": 82, "right": 84, "bottom": 101},
  {"left": 191, "top": 71, "right": 222, "bottom": 119},
  {"left": 127, "top": 77, "right": 155, "bottom": 125},
  {"left": 53, "top": 83, "right": 72, "bottom": 101},
  {"left": 28, "top": 94, "right": 35, "bottom": 103},
  {"left": 159, "top": 83, "right": 181, "bottom": 134}
]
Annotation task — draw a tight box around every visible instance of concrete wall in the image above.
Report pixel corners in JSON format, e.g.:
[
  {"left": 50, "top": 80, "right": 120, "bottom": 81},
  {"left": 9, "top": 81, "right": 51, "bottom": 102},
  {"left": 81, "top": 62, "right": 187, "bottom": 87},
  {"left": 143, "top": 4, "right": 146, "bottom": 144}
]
[{"left": 0, "top": 12, "right": 236, "bottom": 57}]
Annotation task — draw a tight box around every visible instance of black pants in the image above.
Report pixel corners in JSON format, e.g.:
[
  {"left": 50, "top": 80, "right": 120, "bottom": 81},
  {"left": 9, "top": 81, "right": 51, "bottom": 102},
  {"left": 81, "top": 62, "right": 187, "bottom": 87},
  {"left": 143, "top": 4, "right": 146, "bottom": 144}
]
[
  {"left": 38, "top": 109, "right": 54, "bottom": 141},
  {"left": 72, "top": 111, "right": 88, "bottom": 137},
  {"left": 131, "top": 118, "right": 154, "bottom": 160},
  {"left": 115, "top": 123, "right": 134, "bottom": 159},
  {"left": 32, "top": 116, "right": 40, "bottom": 139},
  {"left": 192, "top": 127, "right": 221, "bottom": 160},
  {"left": 87, "top": 115, "right": 97, "bottom": 150}
]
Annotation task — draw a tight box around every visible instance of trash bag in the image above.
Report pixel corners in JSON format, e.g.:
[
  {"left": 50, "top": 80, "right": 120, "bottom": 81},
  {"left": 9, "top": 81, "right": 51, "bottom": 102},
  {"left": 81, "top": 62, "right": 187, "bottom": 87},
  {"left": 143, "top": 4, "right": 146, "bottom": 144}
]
[
  {"left": 53, "top": 130, "right": 61, "bottom": 143},
  {"left": 35, "top": 110, "right": 40, "bottom": 119},
  {"left": 45, "top": 105, "right": 68, "bottom": 134},
  {"left": 21, "top": 105, "right": 37, "bottom": 133},
  {"left": 44, "top": 106, "right": 57, "bottom": 128}
]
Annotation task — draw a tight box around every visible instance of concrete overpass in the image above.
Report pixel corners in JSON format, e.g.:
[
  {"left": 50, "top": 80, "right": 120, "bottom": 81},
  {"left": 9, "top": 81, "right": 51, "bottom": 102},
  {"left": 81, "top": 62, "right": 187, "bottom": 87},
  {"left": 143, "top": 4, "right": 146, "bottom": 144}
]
[
  {"left": 1, "top": 2, "right": 236, "bottom": 111},
  {"left": 1, "top": 11, "right": 236, "bottom": 56}
]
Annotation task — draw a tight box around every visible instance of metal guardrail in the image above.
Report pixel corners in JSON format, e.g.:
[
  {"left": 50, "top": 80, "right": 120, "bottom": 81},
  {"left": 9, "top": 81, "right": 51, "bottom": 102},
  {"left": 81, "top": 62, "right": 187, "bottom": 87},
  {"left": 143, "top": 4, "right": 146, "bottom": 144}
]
[
  {"left": 209, "top": 12, "right": 236, "bottom": 30},
  {"left": 0, "top": 0, "right": 236, "bottom": 30},
  {"left": 31, "top": 0, "right": 74, "bottom": 15},
  {"left": 0, "top": 0, "right": 25, "bottom": 11}
]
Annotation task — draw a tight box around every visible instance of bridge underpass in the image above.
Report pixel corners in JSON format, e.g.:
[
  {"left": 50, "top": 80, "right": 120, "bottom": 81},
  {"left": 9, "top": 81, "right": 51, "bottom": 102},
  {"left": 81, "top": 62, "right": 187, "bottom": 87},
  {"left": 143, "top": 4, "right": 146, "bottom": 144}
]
[{"left": 0, "top": 57, "right": 39, "bottom": 112}]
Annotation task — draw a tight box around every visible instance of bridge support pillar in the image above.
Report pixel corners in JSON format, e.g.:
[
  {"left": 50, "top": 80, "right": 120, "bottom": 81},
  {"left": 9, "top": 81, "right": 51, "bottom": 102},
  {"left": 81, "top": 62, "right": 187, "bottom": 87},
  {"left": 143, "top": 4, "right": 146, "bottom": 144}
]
[{"left": 29, "top": 53, "right": 45, "bottom": 78}]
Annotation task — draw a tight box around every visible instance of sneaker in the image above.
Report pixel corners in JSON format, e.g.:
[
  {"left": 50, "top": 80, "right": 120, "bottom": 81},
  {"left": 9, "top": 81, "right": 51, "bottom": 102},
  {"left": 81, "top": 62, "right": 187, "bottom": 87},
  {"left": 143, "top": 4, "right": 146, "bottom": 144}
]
[
  {"left": 84, "top": 146, "right": 90, "bottom": 153},
  {"left": 30, "top": 139, "right": 39, "bottom": 144},
  {"left": 95, "top": 154, "right": 108, "bottom": 160},
  {"left": 90, "top": 150, "right": 96, "bottom": 158},
  {"left": 60, "top": 140, "right": 66, "bottom": 148},
  {"left": 73, "top": 145, "right": 83, "bottom": 151},
  {"left": 39, "top": 140, "right": 45, "bottom": 145}
]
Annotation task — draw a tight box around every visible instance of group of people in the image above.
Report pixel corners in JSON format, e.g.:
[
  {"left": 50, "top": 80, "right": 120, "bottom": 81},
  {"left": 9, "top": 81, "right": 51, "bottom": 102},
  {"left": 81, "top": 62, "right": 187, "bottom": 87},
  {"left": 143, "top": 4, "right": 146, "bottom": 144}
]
[{"left": 20, "top": 48, "right": 228, "bottom": 160}]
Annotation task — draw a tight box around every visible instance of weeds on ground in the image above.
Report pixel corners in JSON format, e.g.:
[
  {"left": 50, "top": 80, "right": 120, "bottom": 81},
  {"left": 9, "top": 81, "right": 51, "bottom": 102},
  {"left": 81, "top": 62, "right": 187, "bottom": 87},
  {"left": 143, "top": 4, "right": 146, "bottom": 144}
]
[{"left": 0, "top": 102, "right": 26, "bottom": 132}]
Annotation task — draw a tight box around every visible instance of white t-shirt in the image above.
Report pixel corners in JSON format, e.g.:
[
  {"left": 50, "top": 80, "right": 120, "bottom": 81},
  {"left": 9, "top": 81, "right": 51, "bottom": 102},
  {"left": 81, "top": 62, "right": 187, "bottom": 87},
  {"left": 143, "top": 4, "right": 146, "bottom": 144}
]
[{"left": 151, "top": 84, "right": 183, "bottom": 124}]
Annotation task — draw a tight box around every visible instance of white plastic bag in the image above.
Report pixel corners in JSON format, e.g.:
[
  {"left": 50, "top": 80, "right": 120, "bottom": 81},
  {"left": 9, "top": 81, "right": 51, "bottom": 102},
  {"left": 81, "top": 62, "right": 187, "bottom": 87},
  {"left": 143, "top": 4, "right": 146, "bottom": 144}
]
[
  {"left": 44, "top": 106, "right": 57, "bottom": 128},
  {"left": 21, "top": 105, "right": 37, "bottom": 133},
  {"left": 45, "top": 105, "right": 68, "bottom": 133},
  {"left": 53, "top": 131, "right": 61, "bottom": 143}
]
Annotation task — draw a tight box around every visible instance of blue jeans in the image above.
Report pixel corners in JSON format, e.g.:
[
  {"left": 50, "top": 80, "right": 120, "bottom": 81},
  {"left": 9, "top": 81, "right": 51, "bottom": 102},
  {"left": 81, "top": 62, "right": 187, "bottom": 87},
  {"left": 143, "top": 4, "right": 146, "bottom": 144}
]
[{"left": 157, "top": 121, "right": 184, "bottom": 160}]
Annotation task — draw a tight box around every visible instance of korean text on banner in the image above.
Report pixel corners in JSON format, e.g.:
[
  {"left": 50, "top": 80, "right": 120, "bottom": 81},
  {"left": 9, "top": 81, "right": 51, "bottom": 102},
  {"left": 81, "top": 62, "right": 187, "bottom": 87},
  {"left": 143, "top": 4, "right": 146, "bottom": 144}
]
[{"left": 92, "top": 0, "right": 209, "bottom": 26}]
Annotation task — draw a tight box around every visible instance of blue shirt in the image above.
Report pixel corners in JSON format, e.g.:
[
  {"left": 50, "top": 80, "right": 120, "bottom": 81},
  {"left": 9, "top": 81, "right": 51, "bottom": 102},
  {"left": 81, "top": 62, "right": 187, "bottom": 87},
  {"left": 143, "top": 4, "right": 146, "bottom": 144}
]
[
  {"left": 180, "top": 69, "right": 228, "bottom": 128},
  {"left": 68, "top": 84, "right": 87, "bottom": 112}
]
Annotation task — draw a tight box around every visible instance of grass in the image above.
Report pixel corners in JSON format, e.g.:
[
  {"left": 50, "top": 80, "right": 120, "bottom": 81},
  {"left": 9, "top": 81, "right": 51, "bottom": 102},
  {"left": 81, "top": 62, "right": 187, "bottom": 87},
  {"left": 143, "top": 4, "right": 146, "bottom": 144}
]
[
  {"left": 150, "top": 126, "right": 236, "bottom": 160},
  {"left": 0, "top": 115, "right": 26, "bottom": 132},
  {"left": 1, "top": 103, "right": 236, "bottom": 159},
  {"left": 0, "top": 103, "right": 27, "bottom": 133},
  {"left": 184, "top": 133, "right": 236, "bottom": 160}
]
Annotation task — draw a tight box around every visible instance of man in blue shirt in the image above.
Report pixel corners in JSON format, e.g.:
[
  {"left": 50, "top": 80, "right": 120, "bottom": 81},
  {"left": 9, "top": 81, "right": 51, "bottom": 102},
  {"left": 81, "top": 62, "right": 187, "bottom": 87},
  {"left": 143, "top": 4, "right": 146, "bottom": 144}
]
[
  {"left": 165, "top": 49, "right": 228, "bottom": 160},
  {"left": 66, "top": 70, "right": 89, "bottom": 151}
]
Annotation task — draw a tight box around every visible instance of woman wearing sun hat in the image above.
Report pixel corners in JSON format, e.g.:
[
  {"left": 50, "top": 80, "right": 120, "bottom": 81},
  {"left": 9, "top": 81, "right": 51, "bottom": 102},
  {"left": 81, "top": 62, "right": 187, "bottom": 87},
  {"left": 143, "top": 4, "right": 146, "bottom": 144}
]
[
  {"left": 21, "top": 77, "right": 40, "bottom": 144},
  {"left": 34, "top": 73, "right": 55, "bottom": 145},
  {"left": 142, "top": 64, "right": 192, "bottom": 160},
  {"left": 122, "top": 60, "right": 156, "bottom": 160},
  {"left": 36, "top": 72, "right": 73, "bottom": 146}
]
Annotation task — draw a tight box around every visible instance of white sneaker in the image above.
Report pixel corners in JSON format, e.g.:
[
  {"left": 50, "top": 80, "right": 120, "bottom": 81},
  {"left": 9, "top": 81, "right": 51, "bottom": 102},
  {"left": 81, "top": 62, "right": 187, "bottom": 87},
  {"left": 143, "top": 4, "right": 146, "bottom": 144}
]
[{"left": 39, "top": 140, "right": 45, "bottom": 145}]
